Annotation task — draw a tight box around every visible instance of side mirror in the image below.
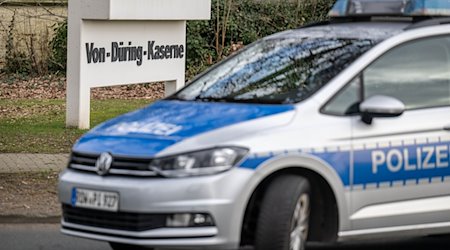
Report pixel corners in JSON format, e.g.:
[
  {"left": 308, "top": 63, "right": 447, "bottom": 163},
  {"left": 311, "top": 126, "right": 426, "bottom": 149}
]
[{"left": 359, "top": 95, "right": 405, "bottom": 124}]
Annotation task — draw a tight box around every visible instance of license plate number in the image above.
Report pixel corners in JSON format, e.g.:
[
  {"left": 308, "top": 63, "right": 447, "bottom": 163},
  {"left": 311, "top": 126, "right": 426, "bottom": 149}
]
[{"left": 72, "top": 188, "right": 119, "bottom": 212}]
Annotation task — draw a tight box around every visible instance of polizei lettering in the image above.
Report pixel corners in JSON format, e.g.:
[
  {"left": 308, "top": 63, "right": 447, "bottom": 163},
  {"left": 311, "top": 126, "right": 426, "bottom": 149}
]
[
  {"left": 85, "top": 40, "right": 184, "bottom": 66},
  {"left": 371, "top": 144, "right": 449, "bottom": 174}
]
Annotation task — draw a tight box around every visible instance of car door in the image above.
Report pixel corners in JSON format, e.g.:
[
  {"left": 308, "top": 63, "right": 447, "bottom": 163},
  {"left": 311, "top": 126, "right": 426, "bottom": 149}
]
[{"left": 349, "top": 34, "right": 450, "bottom": 231}]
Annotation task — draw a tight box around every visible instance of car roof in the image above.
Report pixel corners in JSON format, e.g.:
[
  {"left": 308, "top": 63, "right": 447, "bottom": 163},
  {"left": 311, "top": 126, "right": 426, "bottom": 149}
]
[
  {"left": 264, "top": 0, "right": 450, "bottom": 43},
  {"left": 267, "top": 21, "right": 410, "bottom": 42}
]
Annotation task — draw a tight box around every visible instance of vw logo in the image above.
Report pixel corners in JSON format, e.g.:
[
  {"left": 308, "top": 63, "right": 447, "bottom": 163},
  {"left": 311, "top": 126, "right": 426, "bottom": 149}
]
[{"left": 95, "top": 152, "right": 113, "bottom": 176}]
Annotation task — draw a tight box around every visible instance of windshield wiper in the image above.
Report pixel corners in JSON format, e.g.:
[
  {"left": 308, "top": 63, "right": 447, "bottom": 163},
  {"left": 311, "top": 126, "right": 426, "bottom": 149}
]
[
  {"left": 167, "top": 95, "right": 283, "bottom": 104},
  {"left": 165, "top": 95, "right": 188, "bottom": 101},
  {"left": 191, "top": 96, "right": 283, "bottom": 104}
]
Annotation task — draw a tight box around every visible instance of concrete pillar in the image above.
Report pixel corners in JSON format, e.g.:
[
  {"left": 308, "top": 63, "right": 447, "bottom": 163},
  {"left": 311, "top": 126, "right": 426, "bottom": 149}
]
[{"left": 66, "top": 0, "right": 211, "bottom": 129}]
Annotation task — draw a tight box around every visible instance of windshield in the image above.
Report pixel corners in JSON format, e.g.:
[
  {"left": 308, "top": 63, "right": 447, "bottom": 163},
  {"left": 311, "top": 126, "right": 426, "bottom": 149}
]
[{"left": 174, "top": 37, "right": 377, "bottom": 104}]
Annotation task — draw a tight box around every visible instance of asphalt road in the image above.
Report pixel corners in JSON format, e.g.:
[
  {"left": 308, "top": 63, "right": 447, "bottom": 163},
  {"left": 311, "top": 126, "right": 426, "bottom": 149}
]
[{"left": 1, "top": 224, "right": 450, "bottom": 250}]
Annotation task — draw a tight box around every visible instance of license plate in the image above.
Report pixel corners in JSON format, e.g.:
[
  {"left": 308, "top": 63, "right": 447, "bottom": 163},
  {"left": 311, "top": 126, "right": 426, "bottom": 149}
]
[{"left": 71, "top": 188, "right": 119, "bottom": 212}]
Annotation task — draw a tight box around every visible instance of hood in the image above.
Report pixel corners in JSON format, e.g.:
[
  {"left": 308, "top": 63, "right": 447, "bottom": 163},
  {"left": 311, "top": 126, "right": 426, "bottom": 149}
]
[{"left": 73, "top": 100, "right": 295, "bottom": 157}]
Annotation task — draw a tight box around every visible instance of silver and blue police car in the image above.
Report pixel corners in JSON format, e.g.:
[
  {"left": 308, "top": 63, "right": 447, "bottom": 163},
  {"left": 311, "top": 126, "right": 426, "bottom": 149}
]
[{"left": 59, "top": 0, "right": 450, "bottom": 249}]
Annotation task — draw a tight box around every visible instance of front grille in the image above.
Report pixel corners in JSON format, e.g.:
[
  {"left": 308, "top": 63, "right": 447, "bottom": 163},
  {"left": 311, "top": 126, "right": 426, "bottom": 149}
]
[
  {"left": 69, "top": 152, "right": 156, "bottom": 177},
  {"left": 62, "top": 205, "right": 167, "bottom": 232}
]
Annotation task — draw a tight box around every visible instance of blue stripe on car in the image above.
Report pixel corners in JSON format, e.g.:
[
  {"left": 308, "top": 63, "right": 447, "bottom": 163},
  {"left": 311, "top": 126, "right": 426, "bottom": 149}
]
[
  {"left": 240, "top": 151, "right": 351, "bottom": 186},
  {"left": 240, "top": 139, "right": 450, "bottom": 189}
]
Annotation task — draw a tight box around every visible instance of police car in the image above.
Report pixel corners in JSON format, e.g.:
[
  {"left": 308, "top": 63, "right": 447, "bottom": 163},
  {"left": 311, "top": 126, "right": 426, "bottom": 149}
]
[{"left": 58, "top": 0, "right": 450, "bottom": 249}]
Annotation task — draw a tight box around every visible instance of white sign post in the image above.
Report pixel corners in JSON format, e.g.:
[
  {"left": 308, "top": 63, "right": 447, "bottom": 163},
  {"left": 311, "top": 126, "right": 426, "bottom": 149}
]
[{"left": 66, "top": 0, "right": 211, "bottom": 129}]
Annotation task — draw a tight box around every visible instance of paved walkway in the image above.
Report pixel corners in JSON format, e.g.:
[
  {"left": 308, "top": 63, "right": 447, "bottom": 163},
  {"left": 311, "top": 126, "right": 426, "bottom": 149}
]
[{"left": 0, "top": 154, "right": 69, "bottom": 173}]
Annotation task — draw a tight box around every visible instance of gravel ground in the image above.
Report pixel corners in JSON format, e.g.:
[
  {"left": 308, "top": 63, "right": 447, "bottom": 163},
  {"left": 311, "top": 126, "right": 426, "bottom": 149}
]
[{"left": 0, "top": 171, "right": 60, "bottom": 221}]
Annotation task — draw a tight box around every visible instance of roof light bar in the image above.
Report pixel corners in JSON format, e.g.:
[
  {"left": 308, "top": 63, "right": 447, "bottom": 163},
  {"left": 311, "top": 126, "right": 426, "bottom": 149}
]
[
  {"left": 408, "top": 0, "right": 450, "bottom": 16},
  {"left": 329, "top": 0, "right": 450, "bottom": 17}
]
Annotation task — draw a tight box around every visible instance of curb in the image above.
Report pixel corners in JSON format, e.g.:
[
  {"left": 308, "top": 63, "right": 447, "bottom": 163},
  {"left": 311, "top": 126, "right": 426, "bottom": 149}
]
[{"left": 0, "top": 215, "right": 60, "bottom": 224}]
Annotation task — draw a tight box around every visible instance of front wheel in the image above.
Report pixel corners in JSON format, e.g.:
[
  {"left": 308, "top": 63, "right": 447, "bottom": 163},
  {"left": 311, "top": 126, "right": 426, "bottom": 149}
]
[
  {"left": 109, "top": 242, "right": 154, "bottom": 250},
  {"left": 255, "top": 174, "right": 311, "bottom": 250}
]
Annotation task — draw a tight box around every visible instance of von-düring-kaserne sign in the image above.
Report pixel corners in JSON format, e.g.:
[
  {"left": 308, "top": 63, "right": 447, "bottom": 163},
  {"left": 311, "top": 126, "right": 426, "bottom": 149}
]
[
  {"left": 67, "top": 0, "right": 211, "bottom": 129},
  {"left": 85, "top": 40, "right": 185, "bottom": 65}
]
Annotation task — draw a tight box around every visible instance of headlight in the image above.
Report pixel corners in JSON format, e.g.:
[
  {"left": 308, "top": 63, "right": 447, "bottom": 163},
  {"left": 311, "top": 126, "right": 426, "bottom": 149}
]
[{"left": 150, "top": 147, "right": 248, "bottom": 177}]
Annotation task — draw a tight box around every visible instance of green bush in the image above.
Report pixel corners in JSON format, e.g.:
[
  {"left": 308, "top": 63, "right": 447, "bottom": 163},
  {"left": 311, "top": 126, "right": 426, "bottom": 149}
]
[
  {"left": 44, "top": 0, "right": 334, "bottom": 77},
  {"left": 48, "top": 20, "right": 68, "bottom": 73},
  {"left": 186, "top": 0, "right": 335, "bottom": 78}
]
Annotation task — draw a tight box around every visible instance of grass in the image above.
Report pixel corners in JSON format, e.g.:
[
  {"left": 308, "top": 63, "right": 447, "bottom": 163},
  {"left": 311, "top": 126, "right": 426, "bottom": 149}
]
[{"left": 0, "top": 99, "right": 151, "bottom": 153}]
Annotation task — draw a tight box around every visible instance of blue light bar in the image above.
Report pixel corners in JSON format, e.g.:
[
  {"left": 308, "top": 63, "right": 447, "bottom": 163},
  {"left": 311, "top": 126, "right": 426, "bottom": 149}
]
[
  {"left": 407, "top": 0, "right": 450, "bottom": 15},
  {"left": 329, "top": 0, "right": 349, "bottom": 17},
  {"left": 329, "top": 0, "right": 450, "bottom": 17}
]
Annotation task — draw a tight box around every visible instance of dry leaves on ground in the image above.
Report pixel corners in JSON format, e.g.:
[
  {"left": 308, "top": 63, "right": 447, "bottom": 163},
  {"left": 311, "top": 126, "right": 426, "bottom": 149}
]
[
  {"left": 0, "top": 102, "right": 65, "bottom": 120},
  {"left": 0, "top": 75, "right": 165, "bottom": 100}
]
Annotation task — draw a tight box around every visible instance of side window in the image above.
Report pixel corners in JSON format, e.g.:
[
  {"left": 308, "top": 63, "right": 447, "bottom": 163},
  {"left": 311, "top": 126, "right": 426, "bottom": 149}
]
[
  {"left": 322, "top": 77, "right": 361, "bottom": 115},
  {"left": 364, "top": 36, "right": 450, "bottom": 110}
]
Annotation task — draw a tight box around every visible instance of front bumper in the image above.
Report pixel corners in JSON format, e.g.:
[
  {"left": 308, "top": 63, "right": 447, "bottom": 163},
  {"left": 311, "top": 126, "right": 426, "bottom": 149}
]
[{"left": 58, "top": 167, "right": 254, "bottom": 249}]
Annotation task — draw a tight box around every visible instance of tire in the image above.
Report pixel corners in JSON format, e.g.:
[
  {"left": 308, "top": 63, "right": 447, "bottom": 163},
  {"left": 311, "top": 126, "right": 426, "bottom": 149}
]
[
  {"left": 109, "top": 242, "right": 154, "bottom": 250},
  {"left": 255, "top": 174, "right": 311, "bottom": 250}
]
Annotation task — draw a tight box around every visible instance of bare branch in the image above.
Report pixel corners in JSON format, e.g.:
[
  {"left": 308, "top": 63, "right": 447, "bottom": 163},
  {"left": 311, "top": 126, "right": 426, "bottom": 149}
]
[
  {"left": 215, "top": 0, "right": 220, "bottom": 57},
  {"left": 36, "top": 0, "right": 68, "bottom": 20},
  {"left": 221, "top": 0, "right": 232, "bottom": 58}
]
